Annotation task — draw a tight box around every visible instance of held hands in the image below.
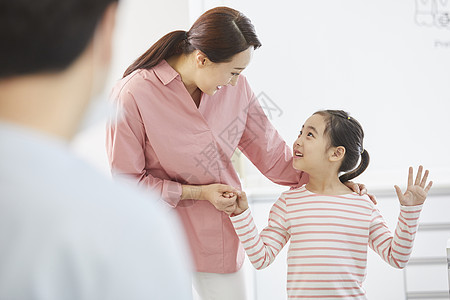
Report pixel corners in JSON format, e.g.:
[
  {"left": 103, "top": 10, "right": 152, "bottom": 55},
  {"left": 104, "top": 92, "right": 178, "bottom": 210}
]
[
  {"left": 211, "top": 188, "right": 248, "bottom": 216},
  {"left": 210, "top": 188, "right": 249, "bottom": 216},
  {"left": 394, "top": 166, "right": 433, "bottom": 206},
  {"left": 201, "top": 184, "right": 239, "bottom": 215},
  {"left": 222, "top": 190, "right": 249, "bottom": 216}
]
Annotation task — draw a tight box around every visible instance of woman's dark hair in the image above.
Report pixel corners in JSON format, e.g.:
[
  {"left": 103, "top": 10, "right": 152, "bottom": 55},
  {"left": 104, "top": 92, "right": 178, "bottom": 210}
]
[
  {"left": 123, "top": 6, "right": 262, "bottom": 78},
  {"left": 0, "top": 0, "right": 117, "bottom": 78},
  {"left": 314, "top": 110, "right": 370, "bottom": 183}
]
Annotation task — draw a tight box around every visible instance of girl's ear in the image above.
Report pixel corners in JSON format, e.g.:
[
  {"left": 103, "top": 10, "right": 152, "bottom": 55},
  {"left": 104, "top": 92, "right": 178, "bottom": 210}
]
[{"left": 330, "top": 146, "right": 346, "bottom": 162}]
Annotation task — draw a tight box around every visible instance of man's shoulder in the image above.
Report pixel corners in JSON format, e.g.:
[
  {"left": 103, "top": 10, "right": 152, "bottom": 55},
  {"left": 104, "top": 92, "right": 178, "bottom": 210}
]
[{"left": 0, "top": 125, "right": 163, "bottom": 228}]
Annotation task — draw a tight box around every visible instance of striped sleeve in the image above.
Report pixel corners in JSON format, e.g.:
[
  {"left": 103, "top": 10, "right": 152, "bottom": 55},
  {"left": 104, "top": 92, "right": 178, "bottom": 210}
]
[
  {"left": 230, "top": 196, "right": 290, "bottom": 270},
  {"left": 368, "top": 204, "right": 423, "bottom": 269}
]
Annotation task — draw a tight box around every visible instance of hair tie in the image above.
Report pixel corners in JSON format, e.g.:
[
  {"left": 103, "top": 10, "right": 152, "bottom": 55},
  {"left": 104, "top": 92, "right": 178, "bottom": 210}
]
[
  {"left": 347, "top": 116, "right": 351, "bottom": 120},
  {"left": 184, "top": 31, "right": 189, "bottom": 40}
]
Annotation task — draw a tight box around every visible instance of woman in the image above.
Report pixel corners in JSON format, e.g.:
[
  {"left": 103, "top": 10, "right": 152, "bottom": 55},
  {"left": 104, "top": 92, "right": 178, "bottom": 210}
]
[{"left": 106, "top": 6, "right": 369, "bottom": 299}]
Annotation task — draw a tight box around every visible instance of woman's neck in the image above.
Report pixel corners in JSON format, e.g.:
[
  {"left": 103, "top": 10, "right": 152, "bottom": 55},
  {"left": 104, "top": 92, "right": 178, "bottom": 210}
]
[
  {"left": 166, "top": 54, "right": 198, "bottom": 96},
  {"left": 166, "top": 54, "right": 202, "bottom": 107},
  {"left": 305, "top": 172, "right": 352, "bottom": 195}
]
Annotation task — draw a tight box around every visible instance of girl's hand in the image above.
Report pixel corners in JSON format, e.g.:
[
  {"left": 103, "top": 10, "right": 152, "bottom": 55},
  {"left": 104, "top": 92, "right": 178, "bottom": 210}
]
[
  {"left": 394, "top": 166, "right": 433, "bottom": 206},
  {"left": 231, "top": 191, "right": 249, "bottom": 217},
  {"left": 345, "top": 181, "right": 377, "bottom": 204},
  {"left": 222, "top": 191, "right": 238, "bottom": 215}
]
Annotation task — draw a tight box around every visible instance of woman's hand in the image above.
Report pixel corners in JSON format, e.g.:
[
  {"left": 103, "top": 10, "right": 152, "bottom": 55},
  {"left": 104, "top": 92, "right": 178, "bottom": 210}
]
[
  {"left": 395, "top": 166, "right": 433, "bottom": 206},
  {"left": 200, "top": 184, "right": 239, "bottom": 214},
  {"left": 344, "top": 181, "right": 377, "bottom": 204},
  {"left": 182, "top": 184, "right": 239, "bottom": 214}
]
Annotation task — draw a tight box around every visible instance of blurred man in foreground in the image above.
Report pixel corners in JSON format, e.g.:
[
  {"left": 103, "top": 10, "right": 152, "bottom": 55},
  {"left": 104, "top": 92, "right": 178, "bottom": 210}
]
[{"left": 0, "top": 0, "right": 193, "bottom": 299}]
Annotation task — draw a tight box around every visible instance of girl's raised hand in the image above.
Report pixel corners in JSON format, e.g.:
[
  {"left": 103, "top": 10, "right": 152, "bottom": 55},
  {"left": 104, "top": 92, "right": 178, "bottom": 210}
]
[{"left": 394, "top": 166, "right": 433, "bottom": 206}]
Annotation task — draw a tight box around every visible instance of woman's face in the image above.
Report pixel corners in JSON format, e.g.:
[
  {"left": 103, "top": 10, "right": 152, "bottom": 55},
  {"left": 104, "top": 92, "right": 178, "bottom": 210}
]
[{"left": 196, "top": 47, "right": 253, "bottom": 96}]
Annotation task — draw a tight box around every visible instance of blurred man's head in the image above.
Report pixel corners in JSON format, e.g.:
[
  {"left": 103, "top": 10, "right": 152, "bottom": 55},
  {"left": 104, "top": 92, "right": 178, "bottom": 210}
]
[
  {"left": 0, "top": 0, "right": 117, "bottom": 78},
  {"left": 0, "top": 0, "right": 118, "bottom": 139}
]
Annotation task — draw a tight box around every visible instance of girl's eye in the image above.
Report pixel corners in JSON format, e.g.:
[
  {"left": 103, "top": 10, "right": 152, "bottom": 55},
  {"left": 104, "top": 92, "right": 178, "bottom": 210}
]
[
  {"left": 307, "top": 132, "right": 314, "bottom": 137},
  {"left": 231, "top": 73, "right": 240, "bottom": 76}
]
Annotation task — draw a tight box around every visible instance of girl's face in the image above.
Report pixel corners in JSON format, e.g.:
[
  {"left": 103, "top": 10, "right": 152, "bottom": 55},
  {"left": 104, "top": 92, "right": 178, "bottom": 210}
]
[
  {"left": 196, "top": 47, "right": 253, "bottom": 96},
  {"left": 292, "top": 114, "right": 334, "bottom": 173}
]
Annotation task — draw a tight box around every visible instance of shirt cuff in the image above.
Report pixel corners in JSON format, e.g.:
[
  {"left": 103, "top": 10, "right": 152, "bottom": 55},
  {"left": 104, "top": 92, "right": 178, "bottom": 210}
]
[
  {"left": 399, "top": 204, "right": 424, "bottom": 212},
  {"left": 162, "top": 180, "right": 182, "bottom": 208},
  {"left": 399, "top": 204, "right": 423, "bottom": 225},
  {"left": 230, "top": 208, "right": 251, "bottom": 224}
]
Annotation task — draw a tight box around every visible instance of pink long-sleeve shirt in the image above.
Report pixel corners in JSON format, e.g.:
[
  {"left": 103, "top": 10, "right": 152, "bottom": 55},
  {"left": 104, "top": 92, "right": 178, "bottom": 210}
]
[{"left": 106, "top": 60, "right": 308, "bottom": 273}]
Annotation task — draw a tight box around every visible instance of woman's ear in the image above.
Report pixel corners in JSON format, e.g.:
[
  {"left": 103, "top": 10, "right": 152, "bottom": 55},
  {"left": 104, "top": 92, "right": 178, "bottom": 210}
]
[
  {"left": 195, "top": 50, "right": 210, "bottom": 68},
  {"left": 330, "top": 146, "right": 346, "bottom": 162}
]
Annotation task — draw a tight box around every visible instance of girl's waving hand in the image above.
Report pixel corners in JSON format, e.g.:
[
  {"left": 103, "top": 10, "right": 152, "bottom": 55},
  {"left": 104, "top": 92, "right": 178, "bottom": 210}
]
[{"left": 395, "top": 166, "right": 433, "bottom": 206}]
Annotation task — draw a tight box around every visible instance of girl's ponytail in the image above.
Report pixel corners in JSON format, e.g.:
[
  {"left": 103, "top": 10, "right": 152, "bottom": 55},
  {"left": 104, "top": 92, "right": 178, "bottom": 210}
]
[
  {"left": 314, "top": 110, "right": 369, "bottom": 183},
  {"left": 339, "top": 150, "right": 370, "bottom": 183}
]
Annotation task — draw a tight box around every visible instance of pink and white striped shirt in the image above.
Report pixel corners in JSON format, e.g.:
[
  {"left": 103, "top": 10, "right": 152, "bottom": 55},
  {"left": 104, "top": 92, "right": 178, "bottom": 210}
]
[{"left": 231, "top": 185, "right": 423, "bottom": 299}]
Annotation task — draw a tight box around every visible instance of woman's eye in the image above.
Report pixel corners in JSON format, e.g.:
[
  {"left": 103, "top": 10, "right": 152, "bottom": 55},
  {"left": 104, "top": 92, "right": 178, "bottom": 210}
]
[
  {"left": 231, "top": 73, "right": 240, "bottom": 76},
  {"left": 298, "top": 131, "right": 302, "bottom": 137},
  {"left": 307, "top": 132, "right": 314, "bottom": 137}
]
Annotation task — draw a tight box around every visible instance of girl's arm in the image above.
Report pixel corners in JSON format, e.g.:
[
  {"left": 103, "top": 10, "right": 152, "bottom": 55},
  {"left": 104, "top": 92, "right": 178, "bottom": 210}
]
[
  {"left": 369, "top": 204, "right": 422, "bottom": 268},
  {"left": 369, "top": 166, "right": 432, "bottom": 268},
  {"left": 230, "top": 192, "right": 290, "bottom": 270}
]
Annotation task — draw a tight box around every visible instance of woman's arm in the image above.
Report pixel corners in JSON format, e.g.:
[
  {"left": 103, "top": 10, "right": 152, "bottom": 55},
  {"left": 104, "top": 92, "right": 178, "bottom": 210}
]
[
  {"left": 106, "top": 87, "right": 237, "bottom": 209},
  {"left": 238, "top": 78, "right": 308, "bottom": 188}
]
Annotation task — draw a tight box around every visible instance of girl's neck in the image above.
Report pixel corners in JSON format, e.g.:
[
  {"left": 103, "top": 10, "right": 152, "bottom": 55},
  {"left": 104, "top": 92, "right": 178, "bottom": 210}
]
[{"left": 305, "top": 173, "right": 352, "bottom": 195}]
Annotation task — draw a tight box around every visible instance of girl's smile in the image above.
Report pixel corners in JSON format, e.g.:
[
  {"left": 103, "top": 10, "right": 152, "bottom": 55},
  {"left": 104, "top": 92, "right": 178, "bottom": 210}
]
[{"left": 293, "top": 150, "right": 303, "bottom": 158}]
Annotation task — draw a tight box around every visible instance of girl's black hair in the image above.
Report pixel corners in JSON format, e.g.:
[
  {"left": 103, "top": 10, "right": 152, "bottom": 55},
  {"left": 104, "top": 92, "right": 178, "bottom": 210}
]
[{"left": 314, "top": 110, "right": 370, "bottom": 182}]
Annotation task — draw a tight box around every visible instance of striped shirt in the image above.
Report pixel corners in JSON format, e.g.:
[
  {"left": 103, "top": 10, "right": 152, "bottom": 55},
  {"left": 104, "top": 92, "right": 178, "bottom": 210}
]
[{"left": 230, "top": 185, "right": 423, "bottom": 299}]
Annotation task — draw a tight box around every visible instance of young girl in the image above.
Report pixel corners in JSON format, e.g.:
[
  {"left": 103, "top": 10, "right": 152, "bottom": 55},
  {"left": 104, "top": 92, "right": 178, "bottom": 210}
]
[{"left": 230, "top": 110, "right": 433, "bottom": 299}]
